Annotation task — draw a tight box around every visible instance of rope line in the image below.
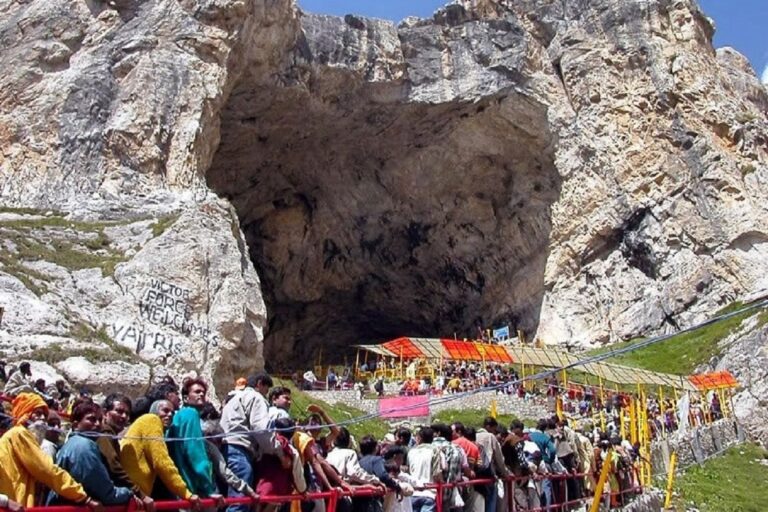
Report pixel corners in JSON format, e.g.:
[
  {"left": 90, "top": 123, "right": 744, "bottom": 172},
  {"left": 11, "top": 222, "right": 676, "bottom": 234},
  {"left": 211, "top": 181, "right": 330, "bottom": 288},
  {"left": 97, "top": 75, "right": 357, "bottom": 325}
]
[{"left": 6, "top": 298, "right": 766, "bottom": 442}]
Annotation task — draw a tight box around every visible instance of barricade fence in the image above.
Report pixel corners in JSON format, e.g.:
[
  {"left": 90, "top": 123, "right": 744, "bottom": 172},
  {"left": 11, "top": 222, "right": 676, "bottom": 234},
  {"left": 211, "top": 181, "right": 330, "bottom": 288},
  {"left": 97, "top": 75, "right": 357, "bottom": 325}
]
[{"left": 10, "top": 471, "right": 644, "bottom": 512}]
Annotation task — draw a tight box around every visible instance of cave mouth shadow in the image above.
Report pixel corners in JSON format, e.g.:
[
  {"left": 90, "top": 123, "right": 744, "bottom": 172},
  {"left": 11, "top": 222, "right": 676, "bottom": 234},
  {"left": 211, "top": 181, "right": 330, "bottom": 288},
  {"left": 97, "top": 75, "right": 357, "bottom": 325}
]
[{"left": 207, "top": 76, "right": 561, "bottom": 372}]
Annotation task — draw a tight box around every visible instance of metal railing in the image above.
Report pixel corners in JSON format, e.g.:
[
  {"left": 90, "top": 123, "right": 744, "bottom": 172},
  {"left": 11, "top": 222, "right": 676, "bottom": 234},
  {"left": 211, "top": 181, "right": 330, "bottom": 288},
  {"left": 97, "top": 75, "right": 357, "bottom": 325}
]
[{"left": 8, "top": 469, "right": 646, "bottom": 512}]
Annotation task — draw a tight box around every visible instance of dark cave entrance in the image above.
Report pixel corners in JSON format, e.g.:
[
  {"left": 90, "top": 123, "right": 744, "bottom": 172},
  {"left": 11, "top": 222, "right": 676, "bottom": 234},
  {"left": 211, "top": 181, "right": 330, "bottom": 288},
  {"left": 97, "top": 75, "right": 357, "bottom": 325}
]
[{"left": 207, "top": 73, "right": 560, "bottom": 371}]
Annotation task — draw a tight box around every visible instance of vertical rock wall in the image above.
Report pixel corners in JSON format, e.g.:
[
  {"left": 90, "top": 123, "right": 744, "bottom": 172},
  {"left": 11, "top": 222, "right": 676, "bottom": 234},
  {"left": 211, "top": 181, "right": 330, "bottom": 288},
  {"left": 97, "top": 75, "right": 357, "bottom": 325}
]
[
  {"left": 0, "top": 0, "right": 300, "bottom": 393},
  {"left": 207, "top": 0, "right": 768, "bottom": 365},
  {"left": 515, "top": 0, "right": 768, "bottom": 347},
  {"left": 1, "top": 0, "right": 767, "bottom": 388}
]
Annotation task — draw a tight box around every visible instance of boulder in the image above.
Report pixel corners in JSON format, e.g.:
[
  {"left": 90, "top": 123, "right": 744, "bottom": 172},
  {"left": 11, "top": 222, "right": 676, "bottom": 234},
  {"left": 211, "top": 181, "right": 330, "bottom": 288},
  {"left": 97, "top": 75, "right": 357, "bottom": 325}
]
[{"left": 56, "top": 357, "right": 151, "bottom": 397}]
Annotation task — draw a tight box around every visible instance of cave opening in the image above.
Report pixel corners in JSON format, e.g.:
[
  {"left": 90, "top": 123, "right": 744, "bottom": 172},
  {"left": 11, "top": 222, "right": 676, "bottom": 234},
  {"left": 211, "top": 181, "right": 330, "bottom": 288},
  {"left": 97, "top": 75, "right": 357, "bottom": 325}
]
[{"left": 207, "top": 71, "right": 560, "bottom": 371}]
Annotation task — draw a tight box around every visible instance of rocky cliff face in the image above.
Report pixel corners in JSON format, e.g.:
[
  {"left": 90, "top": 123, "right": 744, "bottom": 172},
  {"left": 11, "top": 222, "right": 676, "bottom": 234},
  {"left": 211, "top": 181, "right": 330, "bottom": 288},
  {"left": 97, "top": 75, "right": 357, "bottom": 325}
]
[
  {"left": 210, "top": 0, "right": 768, "bottom": 367},
  {"left": 0, "top": 0, "right": 291, "bottom": 391},
  {"left": 1, "top": 0, "right": 767, "bottom": 390},
  {"left": 0, "top": 197, "right": 265, "bottom": 395},
  {"left": 714, "top": 314, "right": 768, "bottom": 445}
]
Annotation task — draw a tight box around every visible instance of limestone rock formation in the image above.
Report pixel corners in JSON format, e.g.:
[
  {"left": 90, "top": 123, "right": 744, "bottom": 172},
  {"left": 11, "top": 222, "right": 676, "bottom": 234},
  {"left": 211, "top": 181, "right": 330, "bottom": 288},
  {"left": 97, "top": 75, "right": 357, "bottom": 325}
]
[
  {"left": 1, "top": 0, "right": 767, "bottom": 392},
  {"left": 713, "top": 314, "right": 768, "bottom": 444},
  {"left": 56, "top": 357, "right": 151, "bottom": 397},
  {"left": 0, "top": 196, "right": 265, "bottom": 395},
  {"left": 211, "top": 0, "right": 768, "bottom": 367},
  {"left": 0, "top": 0, "right": 287, "bottom": 394}
]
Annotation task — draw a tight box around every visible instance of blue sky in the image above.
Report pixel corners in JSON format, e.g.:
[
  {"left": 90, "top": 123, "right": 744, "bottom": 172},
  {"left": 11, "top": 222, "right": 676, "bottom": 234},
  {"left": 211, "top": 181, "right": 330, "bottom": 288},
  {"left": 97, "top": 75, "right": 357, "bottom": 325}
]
[
  {"left": 699, "top": 0, "right": 767, "bottom": 83},
  {"left": 299, "top": 0, "right": 767, "bottom": 83}
]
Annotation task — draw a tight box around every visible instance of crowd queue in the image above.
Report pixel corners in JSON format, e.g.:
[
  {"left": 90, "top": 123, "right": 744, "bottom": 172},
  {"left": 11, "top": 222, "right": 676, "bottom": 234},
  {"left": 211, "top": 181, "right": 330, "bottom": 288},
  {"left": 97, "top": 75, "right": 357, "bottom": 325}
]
[
  {"left": 347, "top": 359, "right": 724, "bottom": 441},
  {"left": 1, "top": 360, "right": 645, "bottom": 512}
]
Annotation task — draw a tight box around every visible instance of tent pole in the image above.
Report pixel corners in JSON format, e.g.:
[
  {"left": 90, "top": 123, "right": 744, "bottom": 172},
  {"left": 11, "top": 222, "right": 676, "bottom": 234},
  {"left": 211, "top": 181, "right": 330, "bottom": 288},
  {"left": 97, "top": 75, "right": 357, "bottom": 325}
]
[
  {"left": 718, "top": 388, "right": 728, "bottom": 418},
  {"left": 728, "top": 388, "right": 736, "bottom": 421},
  {"left": 598, "top": 376, "right": 605, "bottom": 404},
  {"left": 355, "top": 349, "right": 360, "bottom": 380},
  {"left": 659, "top": 386, "right": 666, "bottom": 437},
  {"left": 521, "top": 361, "right": 526, "bottom": 391},
  {"left": 629, "top": 396, "right": 637, "bottom": 445}
]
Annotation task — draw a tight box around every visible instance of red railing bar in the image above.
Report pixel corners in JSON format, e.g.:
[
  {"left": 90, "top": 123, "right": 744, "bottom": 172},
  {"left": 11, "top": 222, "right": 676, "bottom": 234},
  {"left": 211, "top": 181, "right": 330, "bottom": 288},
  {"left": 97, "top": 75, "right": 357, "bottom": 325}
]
[
  {"left": 15, "top": 475, "right": 643, "bottom": 512},
  {"left": 255, "top": 492, "right": 335, "bottom": 504},
  {"left": 338, "top": 489, "right": 382, "bottom": 497},
  {"left": 24, "top": 494, "right": 334, "bottom": 512}
]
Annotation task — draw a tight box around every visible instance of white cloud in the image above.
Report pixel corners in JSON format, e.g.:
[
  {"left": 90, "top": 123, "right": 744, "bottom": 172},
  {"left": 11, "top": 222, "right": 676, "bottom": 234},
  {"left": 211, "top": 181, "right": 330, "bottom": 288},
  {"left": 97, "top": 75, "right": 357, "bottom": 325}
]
[{"left": 762, "top": 63, "right": 768, "bottom": 85}]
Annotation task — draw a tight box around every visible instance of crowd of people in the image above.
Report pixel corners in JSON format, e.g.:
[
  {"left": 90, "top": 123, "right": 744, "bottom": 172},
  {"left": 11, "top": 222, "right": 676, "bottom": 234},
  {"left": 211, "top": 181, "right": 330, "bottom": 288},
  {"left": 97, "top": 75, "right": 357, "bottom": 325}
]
[
  {"left": 0, "top": 359, "right": 651, "bottom": 512},
  {"left": 323, "top": 357, "right": 726, "bottom": 444}
]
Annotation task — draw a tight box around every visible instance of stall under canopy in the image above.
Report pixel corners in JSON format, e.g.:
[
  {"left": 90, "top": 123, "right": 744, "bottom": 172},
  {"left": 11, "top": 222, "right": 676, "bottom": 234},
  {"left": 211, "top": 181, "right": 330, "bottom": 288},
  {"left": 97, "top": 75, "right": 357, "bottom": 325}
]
[{"left": 355, "top": 337, "right": 700, "bottom": 391}]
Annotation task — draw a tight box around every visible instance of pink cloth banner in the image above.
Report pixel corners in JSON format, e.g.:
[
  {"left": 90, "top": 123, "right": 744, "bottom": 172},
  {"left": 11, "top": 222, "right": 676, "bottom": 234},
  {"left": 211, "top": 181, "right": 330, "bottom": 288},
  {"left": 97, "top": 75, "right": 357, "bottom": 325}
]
[{"left": 378, "top": 395, "right": 430, "bottom": 418}]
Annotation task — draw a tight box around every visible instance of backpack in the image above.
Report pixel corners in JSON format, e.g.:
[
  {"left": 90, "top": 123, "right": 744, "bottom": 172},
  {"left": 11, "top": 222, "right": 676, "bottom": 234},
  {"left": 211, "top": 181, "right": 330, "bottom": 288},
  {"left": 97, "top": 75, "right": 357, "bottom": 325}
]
[
  {"left": 433, "top": 441, "right": 464, "bottom": 507},
  {"left": 476, "top": 443, "right": 494, "bottom": 478},
  {"left": 473, "top": 443, "right": 495, "bottom": 497}
]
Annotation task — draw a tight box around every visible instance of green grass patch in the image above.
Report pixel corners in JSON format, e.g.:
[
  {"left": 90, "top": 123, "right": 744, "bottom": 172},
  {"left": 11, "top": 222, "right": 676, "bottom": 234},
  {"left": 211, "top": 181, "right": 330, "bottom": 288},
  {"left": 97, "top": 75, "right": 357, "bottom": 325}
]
[
  {"left": 586, "top": 303, "right": 766, "bottom": 375},
  {"left": 33, "top": 238, "right": 124, "bottom": 276},
  {"left": 69, "top": 322, "right": 138, "bottom": 361},
  {"left": 713, "top": 301, "right": 747, "bottom": 316},
  {"left": 0, "top": 211, "right": 170, "bottom": 284},
  {"left": 740, "top": 164, "right": 757, "bottom": 177},
  {"left": 431, "top": 408, "right": 530, "bottom": 429},
  {"left": 277, "top": 380, "right": 391, "bottom": 440},
  {"left": 27, "top": 343, "right": 137, "bottom": 365},
  {"left": 674, "top": 443, "right": 768, "bottom": 512},
  {"left": 0, "top": 252, "right": 50, "bottom": 296},
  {"left": 152, "top": 214, "right": 180, "bottom": 238},
  {"left": 2, "top": 229, "right": 126, "bottom": 277},
  {"left": 34, "top": 320, "right": 140, "bottom": 364},
  {"left": 82, "top": 230, "right": 110, "bottom": 251},
  {"left": 0, "top": 214, "right": 118, "bottom": 232}
]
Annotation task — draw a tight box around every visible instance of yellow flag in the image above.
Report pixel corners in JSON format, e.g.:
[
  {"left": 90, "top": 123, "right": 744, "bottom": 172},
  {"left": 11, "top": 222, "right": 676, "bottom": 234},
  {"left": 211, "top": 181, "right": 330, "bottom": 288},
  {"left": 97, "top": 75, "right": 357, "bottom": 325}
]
[
  {"left": 490, "top": 398, "right": 498, "bottom": 419},
  {"left": 556, "top": 396, "right": 564, "bottom": 421}
]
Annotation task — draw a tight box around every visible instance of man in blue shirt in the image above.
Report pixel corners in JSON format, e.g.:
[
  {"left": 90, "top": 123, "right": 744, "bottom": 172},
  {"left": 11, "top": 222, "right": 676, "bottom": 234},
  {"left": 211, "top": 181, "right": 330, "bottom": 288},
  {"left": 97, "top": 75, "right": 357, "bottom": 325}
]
[
  {"left": 47, "top": 401, "right": 136, "bottom": 506},
  {"left": 527, "top": 419, "right": 557, "bottom": 508}
]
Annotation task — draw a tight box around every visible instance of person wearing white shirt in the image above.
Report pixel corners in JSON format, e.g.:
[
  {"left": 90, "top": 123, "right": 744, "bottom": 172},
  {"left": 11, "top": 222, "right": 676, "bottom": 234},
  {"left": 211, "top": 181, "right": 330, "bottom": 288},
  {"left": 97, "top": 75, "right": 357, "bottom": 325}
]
[
  {"left": 325, "top": 428, "right": 382, "bottom": 486},
  {"left": 221, "top": 372, "right": 280, "bottom": 512},
  {"left": 407, "top": 427, "right": 444, "bottom": 512}
]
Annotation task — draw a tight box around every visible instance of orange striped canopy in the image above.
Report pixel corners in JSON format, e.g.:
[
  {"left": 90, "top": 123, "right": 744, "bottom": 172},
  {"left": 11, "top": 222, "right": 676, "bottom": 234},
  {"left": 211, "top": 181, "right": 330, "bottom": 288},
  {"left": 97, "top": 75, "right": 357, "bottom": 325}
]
[
  {"left": 377, "top": 337, "right": 514, "bottom": 363},
  {"left": 382, "top": 337, "right": 424, "bottom": 359},
  {"left": 356, "top": 340, "right": 700, "bottom": 390},
  {"left": 688, "top": 371, "right": 739, "bottom": 391}
]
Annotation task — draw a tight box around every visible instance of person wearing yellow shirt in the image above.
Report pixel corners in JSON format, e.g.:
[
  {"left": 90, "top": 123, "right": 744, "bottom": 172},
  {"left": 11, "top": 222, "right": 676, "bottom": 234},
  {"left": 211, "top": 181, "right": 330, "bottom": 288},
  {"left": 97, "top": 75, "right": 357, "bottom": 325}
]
[
  {"left": 0, "top": 393, "right": 103, "bottom": 510},
  {"left": 448, "top": 376, "right": 462, "bottom": 394},
  {"left": 119, "top": 399, "right": 201, "bottom": 508}
]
